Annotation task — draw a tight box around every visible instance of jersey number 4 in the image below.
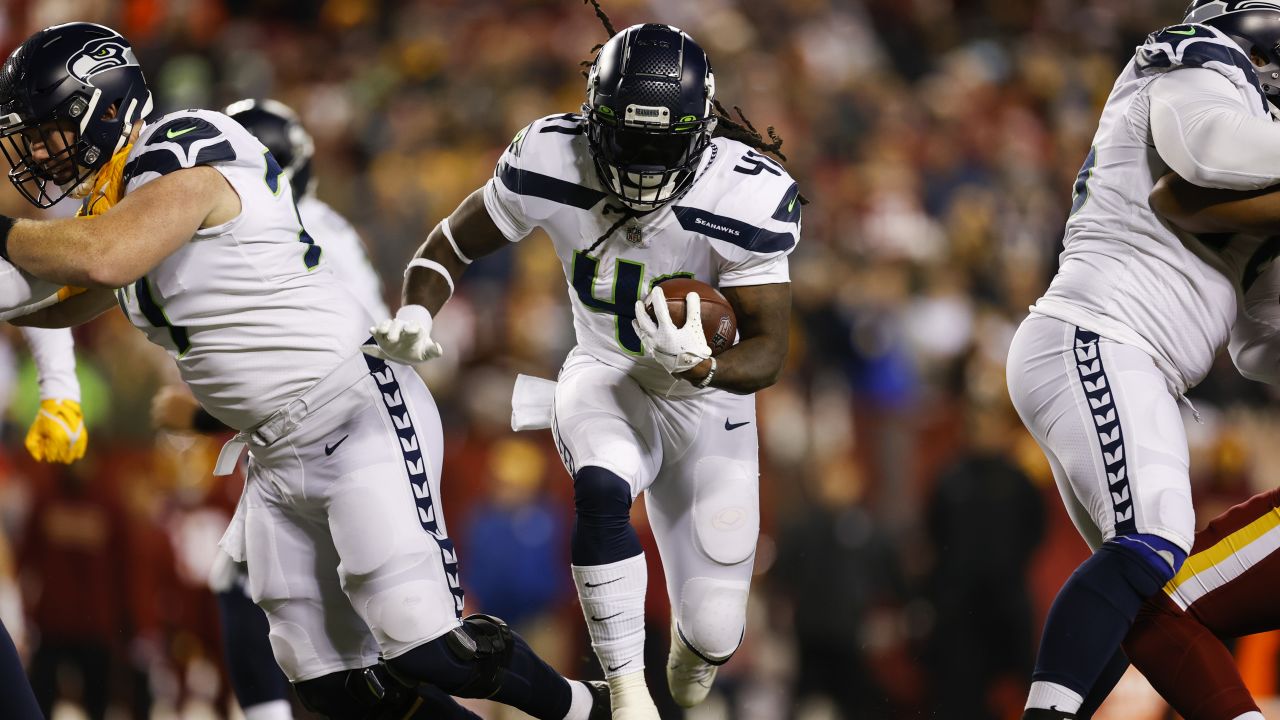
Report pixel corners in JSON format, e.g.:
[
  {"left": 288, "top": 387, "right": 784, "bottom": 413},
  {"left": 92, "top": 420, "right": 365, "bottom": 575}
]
[
  {"left": 264, "top": 149, "right": 321, "bottom": 270},
  {"left": 571, "top": 251, "right": 696, "bottom": 355}
]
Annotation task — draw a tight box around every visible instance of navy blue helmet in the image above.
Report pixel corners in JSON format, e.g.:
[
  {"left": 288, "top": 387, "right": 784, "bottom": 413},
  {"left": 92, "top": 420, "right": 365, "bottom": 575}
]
[
  {"left": 225, "top": 98, "right": 315, "bottom": 199},
  {"left": 584, "top": 24, "right": 717, "bottom": 210},
  {"left": 1185, "top": 1, "right": 1280, "bottom": 102},
  {"left": 0, "top": 22, "right": 153, "bottom": 208}
]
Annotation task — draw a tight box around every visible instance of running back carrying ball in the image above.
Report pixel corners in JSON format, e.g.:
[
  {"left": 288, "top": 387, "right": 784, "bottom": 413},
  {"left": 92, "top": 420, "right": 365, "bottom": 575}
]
[{"left": 646, "top": 277, "right": 737, "bottom": 355}]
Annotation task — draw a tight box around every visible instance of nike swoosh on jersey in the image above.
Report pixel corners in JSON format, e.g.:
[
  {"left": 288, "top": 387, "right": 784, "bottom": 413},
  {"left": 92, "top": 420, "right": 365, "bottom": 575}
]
[
  {"left": 1167, "top": 27, "right": 1198, "bottom": 35},
  {"left": 166, "top": 126, "right": 197, "bottom": 139},
  {"left": 724, "top": 419, "right": 751, "bottom": 431}
]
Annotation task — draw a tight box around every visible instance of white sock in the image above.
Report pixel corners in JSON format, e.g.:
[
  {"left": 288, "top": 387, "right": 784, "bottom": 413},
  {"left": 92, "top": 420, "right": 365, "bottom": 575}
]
[
  {"left": 572, "top": 554, "right": 648, "bottom": 678},
  {"left": 1025, "top": 681, "right": 1083, "bottom": 713},
  {"left": 244, "top": 700, "right": 294, "bottom": 720},
  {"left": 563, "top": 680, "right": 595, "bottom": 720},
  {"left": 1233, "top": 714, "right": 1265, "bottom": 720},
  {"left": 608, "top": 670, "right": 657, "bottom": 709}
]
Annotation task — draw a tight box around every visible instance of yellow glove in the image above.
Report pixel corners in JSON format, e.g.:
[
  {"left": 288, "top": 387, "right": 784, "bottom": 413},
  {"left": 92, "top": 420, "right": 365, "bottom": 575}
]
[{"left": 25, "top": 399, "right": 88, "bottom": 464}]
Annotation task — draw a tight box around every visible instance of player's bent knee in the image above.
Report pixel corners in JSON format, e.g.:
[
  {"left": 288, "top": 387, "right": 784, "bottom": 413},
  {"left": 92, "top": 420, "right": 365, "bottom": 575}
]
[
  {"left": 573, "top": 465, "right": 635, "bottom": 516},
  {"left": 385, "top": 613, "right": 514, "bottom": 699},
  {"left": 1110, "top": 532, "right": 1187, "bottom": 585},
  {"left": 692, "top": 457, "right": 759, "bottom": 565},
  {"left": 294, "top": 665, "right": 419, "bottom": 719},
  {"left": 677, "top": 577, "right": 750, "bottom": 662}
]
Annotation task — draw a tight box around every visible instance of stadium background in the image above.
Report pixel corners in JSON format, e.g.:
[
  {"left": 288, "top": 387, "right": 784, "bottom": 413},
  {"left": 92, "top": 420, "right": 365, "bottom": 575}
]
[{"left": 0, "top": 0, "right": 1276, "bottom": 718}]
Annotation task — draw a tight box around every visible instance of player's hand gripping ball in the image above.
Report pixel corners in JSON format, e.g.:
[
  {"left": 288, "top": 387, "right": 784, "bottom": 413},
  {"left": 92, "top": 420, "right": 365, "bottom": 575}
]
[
  {"left": 634, "top": 279, "right": 737, "bottom": 375},
  {"left": 365, "top": 304, "right": 444, "bottom": 365},
  {"left": 25, "top": 398, "right": 87, "bottom": 464}
]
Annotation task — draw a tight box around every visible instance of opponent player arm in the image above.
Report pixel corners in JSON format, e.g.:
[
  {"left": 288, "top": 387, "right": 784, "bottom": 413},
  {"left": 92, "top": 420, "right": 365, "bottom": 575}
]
[
  {"left": 1149, "top": 68, "right": 1280, "bottom": 190},
  {"left": 0, "top": 166, "right": 239, "bottom": 288},
  {"left": 680, "top": 283, "right": 791, "bottom": 394},
  {"left": 7, "top": 288, "right": 117, "bottom": 328}
]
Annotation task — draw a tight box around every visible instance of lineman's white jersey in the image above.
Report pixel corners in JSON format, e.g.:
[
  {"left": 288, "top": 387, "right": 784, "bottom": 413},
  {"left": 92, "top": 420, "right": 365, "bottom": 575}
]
[
  {"left": 297, "top": 195, "right": 389, "bottom": 319},
  {"left": 1031, "top": 23, "right": 1280, "bottom": 395},
  {"left": 110, "top": 109, "right": 369, "bottom": 430},
  {"left": 484, "top": 113, "right": 800, "bottom": 396}
]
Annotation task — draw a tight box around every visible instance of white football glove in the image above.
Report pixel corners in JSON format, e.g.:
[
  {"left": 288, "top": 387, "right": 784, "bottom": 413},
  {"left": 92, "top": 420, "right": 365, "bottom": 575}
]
[
  {"left": 633, "top": 285, "right": 712, "bottom": 375},
  {"left": 364, "top": 304, "right": 444, "bottom": 364}
]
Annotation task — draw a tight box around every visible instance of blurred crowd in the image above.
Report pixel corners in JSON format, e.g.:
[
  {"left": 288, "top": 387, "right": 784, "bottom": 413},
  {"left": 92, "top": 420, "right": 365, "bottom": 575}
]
[{"left": 1, "top": 0, "right": 1279, "bottom": 718}]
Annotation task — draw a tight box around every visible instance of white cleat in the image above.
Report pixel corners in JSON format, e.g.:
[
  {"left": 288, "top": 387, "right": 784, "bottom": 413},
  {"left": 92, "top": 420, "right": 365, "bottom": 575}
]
[
  {"left": 666, "top": 622, "right": 718, "bottom": 708},
  {"left": 608, "top": 670, "right": 661, "bottom": 720}
]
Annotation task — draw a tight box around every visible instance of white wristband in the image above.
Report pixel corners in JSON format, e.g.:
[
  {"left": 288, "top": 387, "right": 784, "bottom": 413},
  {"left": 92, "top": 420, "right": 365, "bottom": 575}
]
[
  {"left": 440, "top": 217, "right": 472, "bottom": 265},
  {"left": 394, "top": 303, "right": 433, "bottom": 327},
  {"left": 405, "top": 258, "right": 455, "bottom": 298}
]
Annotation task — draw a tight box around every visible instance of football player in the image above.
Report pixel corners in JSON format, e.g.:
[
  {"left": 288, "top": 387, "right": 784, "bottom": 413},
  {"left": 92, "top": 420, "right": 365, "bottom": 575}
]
[
  {"left": 1005, "top": 1, "right": 1280, "bottom": 717},
  {"left": 0, "top": 22, "right": 606, "bottom": 720},
  {"left": 148, "top": 97, "right": 391, "bottom": 720},
  {"left": 367, "top": 23, "right": 799, "bottom": 719}
]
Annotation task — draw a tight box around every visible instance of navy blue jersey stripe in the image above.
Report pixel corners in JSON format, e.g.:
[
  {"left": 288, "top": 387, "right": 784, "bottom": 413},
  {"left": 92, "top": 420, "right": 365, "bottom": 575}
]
[
  {"left": 771, "top": 182, "right": 802, "bottom": 223},
  {"left": 134, "top": 277, "right": 191, "bottom": 354},
  {"left": 539, "top": 125, "right": 586, "bottom": 135},
  {"left": 123, "top": 150, "right": 182, "bottom": 184},
  {"left": 362, "top": 355, "right": 465, "bottom": 617},
  {"left": 672, "top": 206, "right": 795, "bottom": 253},
  {"left": 497, "top": 163, "right": 606, "bottom": 210},
  {"left": 194, "top": 139, "right": 236, "bottom": 166},
  {"left": 1073, "top": 328, "right": 1136, "bottom": 535}
]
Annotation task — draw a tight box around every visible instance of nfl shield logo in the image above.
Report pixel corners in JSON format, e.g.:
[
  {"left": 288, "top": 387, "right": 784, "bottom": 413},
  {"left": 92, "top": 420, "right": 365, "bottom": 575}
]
[{"left": 625, "top": 223, "right": 645, "bottom": 248}]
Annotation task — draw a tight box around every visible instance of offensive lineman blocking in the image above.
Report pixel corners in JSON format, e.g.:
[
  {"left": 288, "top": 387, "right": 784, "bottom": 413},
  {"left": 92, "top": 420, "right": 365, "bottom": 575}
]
[
  {"left": 368, "top": 23, "right": 798, "bottom": 719},
  {"left": 1007, "top": 2, "right": 1280, "bottom": 717},
  {"left": 0, "top": 21, "right": 607, "bottom": 720}
]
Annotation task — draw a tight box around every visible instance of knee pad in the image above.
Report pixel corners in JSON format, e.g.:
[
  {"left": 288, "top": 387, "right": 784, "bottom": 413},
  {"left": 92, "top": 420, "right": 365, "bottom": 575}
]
[
  {"left": 677, "top": 577, "right": 750, "bottom": 662},
  {"left": 1109, "top": 533, "right": 1187, "bottom": 585},
  {"left": 692, "top": 457, "right": 759, "bottom": 566},
  {"left": 386, "top": 613, "right": 514, "bottom": 699},
  {"left": 294, "top": 665, "right": 419, "bottom": 720}
]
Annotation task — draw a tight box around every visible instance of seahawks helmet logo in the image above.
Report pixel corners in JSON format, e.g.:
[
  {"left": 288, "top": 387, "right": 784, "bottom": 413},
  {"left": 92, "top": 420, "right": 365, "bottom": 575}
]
[{"left": 66, "top": 38, "right": 138, "bottom": 84}]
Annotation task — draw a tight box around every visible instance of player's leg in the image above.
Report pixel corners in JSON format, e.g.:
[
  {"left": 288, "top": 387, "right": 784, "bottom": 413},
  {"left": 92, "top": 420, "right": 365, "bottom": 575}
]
[
  {"left": 209, "top": 548, "right": 293, "bottom": 720},
  {"left": 1101, "top": 489, "right": 1280, "bottom": 720},
  {"left": 644, "top": 390, "right": 758, "bottom": 708},
  {"left": 328, "top": 358, "right": 606, "bottom": 720},
  {"left": 0, "top": 617, "right": 41, "bottom": 720},
  {"left": 552, "top": 356, "right": 664, "bottom": 718},
  {"left": 1007, "top": 316, "right": 1194, "bottom": 719}
]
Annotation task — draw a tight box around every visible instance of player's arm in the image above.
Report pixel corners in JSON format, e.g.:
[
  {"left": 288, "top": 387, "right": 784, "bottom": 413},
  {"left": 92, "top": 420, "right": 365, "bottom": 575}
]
[
  {"left": 367, "top": 186, "right": 515, "bottom": 364},
  {"left": 683, "top": 283, "right": 790, "bottom": 394},
  {"left": 18, "top": 327, "right": 87, "bottom": 464},
  {"left": 7, "top": 288, "right": 117, "bottom": 328},
  {"left": 1149, "top": 68, "right": 1280, "bottom": 190},
  {"left": 1149, "top": 171, "right": 1280, "bottom": 234},
  {"left": 0, "top": 166, "right": 239, "bottom": 288},
  {"left": 403, "top": 189, "right": 510, "bottom": 314}
]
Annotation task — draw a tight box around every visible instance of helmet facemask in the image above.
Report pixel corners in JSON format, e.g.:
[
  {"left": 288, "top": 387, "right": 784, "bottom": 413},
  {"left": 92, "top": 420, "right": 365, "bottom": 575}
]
[
  {"left": 584, "top": 25, "right": 718, "bottom": 211},
  {"left": 0, "top": 94, "right": 106, "bottom": 208}
]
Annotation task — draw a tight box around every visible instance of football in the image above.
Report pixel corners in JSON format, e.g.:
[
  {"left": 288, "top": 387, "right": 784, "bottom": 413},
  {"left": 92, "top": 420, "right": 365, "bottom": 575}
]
[{"left": 649, "top": 277, "right": 738, "bottom": 356}]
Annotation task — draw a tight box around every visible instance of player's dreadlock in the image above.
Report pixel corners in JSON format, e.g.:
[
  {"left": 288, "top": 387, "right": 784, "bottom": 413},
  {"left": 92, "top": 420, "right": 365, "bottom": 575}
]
[{"left": 580, "top": 0, "right": 807, "bottom": 252}]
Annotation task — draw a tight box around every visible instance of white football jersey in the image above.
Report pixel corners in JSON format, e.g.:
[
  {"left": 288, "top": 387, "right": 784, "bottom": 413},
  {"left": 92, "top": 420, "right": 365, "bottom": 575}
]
[
  {"left": 484, "top": 113, "right": 800, "bottom": 396},
  {"left": 111, "top": 109, "right": 370, "bottom": 430},
  {"left": 1031, "top": 24, "right": 1273, "bottom": 395},
  {"left": 297, "top": 195, "right": 389, "bottom": 319}
]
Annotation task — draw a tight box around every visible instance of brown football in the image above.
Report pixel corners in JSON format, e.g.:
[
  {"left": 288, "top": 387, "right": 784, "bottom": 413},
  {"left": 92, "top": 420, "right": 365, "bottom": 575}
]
[{"left": 648, "top": 277, "right": 737, "bottom": 356}]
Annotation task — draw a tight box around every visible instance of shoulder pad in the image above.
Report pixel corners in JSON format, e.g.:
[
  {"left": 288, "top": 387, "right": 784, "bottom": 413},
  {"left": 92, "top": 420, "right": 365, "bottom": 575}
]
[
  {"left": 125, "top": 110, "right": 241, "bottom": 185},
  {"left": 1136, "top": 22, "right": 1269, "bottom": 113},
  {"left": 494, "top": 113, "right": 606, "bottom": 210},
  {"left": 672, "top": 138, "right": 801, "bottom": 254}
]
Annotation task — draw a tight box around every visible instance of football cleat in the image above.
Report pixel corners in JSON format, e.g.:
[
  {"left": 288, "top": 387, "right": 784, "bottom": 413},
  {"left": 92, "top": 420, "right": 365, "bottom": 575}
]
[
  {"left": 586, "top": 680, "right": 611, "bottom": 720},
  {"left": 607, "top": 670, "right": 661, "bottom": 720},
  {"left": 665, "top": 621, "right": 718, "bottom": 708}
]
